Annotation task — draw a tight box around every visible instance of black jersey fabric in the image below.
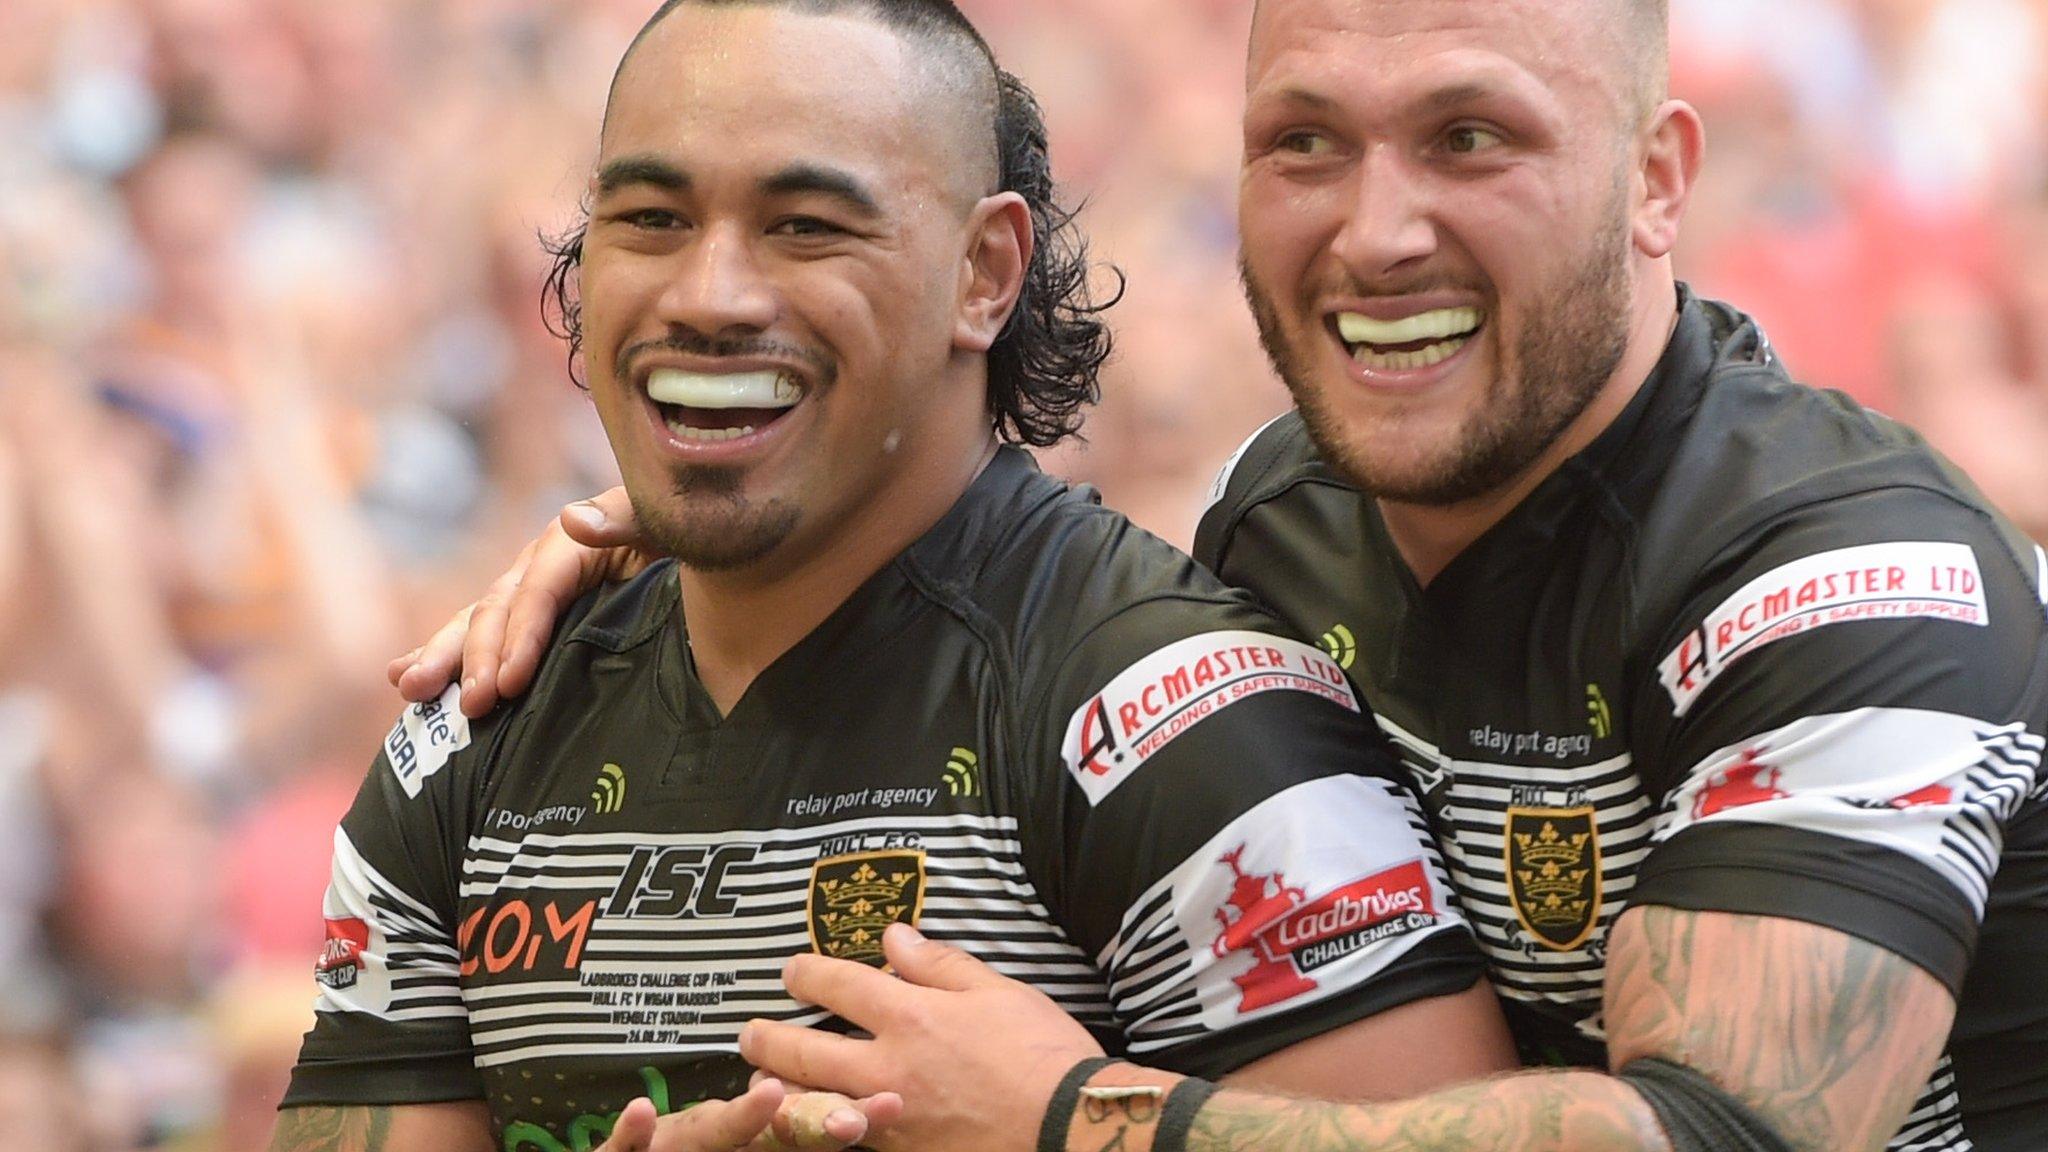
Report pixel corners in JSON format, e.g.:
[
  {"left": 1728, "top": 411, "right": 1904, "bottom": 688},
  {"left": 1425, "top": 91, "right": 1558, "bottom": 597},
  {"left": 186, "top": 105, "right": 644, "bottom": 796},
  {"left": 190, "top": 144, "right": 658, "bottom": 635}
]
[
  {"left": 1194, "top": 288, "right": 2048, "bottom": 1152},
  {"left": 283, "top": 447, "right": 1484, "bottom": 1151}
]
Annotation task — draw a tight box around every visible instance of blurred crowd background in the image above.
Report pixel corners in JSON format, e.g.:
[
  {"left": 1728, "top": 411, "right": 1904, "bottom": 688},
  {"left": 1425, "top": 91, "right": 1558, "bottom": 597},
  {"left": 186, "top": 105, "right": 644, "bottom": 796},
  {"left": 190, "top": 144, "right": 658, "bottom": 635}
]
[{"left": 1, "top": 0, "right": 2045, "bottom": 1146}]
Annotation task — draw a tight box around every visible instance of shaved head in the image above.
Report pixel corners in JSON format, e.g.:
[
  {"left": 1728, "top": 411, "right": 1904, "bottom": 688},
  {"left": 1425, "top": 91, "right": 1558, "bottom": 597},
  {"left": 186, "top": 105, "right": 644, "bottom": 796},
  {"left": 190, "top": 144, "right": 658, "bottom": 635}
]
[
  {"left": 1617, "top": 0, "right": 1670, "bottom": 121},
  {"left": 1250, "top": 0, "right": 1669, "bottom": 129},
  {"left": 607, "top": 0, "right": 1001, "bottom": 197}
]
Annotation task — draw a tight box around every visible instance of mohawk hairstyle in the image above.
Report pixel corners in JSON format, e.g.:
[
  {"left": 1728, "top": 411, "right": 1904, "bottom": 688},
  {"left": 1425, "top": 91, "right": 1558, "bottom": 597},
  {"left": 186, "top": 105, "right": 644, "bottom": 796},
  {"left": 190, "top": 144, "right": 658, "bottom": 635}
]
[{"left": 543, "top": 0, "right": 1120, "bottom": 448}]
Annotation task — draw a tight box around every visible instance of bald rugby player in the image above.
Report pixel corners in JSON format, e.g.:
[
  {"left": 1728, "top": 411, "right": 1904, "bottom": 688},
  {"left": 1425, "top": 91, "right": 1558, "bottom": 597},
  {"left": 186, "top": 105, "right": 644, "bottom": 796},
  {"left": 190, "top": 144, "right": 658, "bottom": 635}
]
[
  {"left": 406, "top": 0, "right": 2048, "bottom": 1150},
  {"left": 272, "top": 2, "right": 1520, "bottom": 1151}
]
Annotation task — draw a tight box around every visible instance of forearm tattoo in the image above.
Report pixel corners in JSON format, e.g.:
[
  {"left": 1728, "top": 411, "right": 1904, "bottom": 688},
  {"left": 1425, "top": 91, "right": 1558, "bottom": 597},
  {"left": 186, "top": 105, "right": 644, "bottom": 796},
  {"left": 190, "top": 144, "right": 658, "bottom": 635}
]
[
  {"left": 269, "top": 1106, "right": 394, "bottom": 1152},
  {"left": 1604, "top": 906, "right": 1952, "bottom": 1152},
  {"left": 1185, "top": 1071, "right": 1666, "bottom": 1152},
  {"left": 1174, "top": 908, "right": 1950, "bottom": 1152},
  {"left": 1080, "top": 1085, "right": 1164, "bottom": 1152}
]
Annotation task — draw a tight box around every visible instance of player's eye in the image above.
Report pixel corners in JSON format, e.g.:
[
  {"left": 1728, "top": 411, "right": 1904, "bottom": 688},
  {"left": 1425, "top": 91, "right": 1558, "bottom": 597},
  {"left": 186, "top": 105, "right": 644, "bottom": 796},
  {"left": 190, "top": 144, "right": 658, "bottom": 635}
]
[
  {"left": 616, "top": 208, "right": 683, "bottom": 230},
  {"left": 1443, "top": 125, "right": 1505, "bottom": 155},
  {"left": 1276, "top": 130, "right": 1337, "bottom": 157},
  {"left": 771, "top": 216, "right": 846, "bottom": 237}
]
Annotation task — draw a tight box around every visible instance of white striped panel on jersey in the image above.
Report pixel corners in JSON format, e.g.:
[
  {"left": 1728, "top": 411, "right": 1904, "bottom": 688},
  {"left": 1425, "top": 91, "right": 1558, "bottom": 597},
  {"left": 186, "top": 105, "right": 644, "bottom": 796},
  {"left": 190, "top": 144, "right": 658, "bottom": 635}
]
[
  {"left": 1096, "top": 776, "right": 1468, "bottom": 1054},
  {"left": 459, "top": 817, "right": 1112, "bottom": 1068},
  {"left": 1657, "top": 709, "right": 2044, "bottom": 917},
  {"left": 327, "top": 830, "right": 467, "bottom": 1023},
  {"left": 1889, "top": 1056, "right": 1971, "bottom": 1151},
  {"left": 1373, "top": 715, "right": 1651, "bottom": 1017},
  {"left": 1376, "top": 716, "right": 1993, "bottom": 1152}
]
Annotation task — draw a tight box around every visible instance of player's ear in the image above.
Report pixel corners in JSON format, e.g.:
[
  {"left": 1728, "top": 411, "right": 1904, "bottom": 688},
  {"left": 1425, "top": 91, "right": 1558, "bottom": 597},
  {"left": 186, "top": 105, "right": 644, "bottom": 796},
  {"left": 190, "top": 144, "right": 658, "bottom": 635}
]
[
  {"left": 955, "top": 192, "right": 1032, "bottom": 352},
  {"left": 1633, "top": 99, "right": 1704, "bottom": 259}
]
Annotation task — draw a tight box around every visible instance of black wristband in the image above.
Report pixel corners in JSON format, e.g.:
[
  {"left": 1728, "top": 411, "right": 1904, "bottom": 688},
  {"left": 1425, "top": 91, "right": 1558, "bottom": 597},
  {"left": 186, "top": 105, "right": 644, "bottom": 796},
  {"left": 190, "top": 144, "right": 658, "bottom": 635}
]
[
  {"left": 1617, "top": 1058, "right": 1796, "bottom": 1152},
  {"left": 1037, "top": 1056, "right": 1121, "bottom": 1152},
  {"left": 1155, "top": 1076, "right": 1220, "bottom": 1152}
]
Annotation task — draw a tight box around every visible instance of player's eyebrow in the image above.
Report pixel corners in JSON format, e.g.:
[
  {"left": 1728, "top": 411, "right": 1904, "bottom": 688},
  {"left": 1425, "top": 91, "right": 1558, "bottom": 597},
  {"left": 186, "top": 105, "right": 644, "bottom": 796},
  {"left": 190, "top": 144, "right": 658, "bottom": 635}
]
[
  {"left": 1256, "top": 79, "right": 1524, "bottom": 119},
  {"left": 759, "top": 162, "right": 883, "bottom": 218},
  {"left": 593, "top": 157, "right": 883, "bottom": 218},
  {"left": 1259, "top": 85, "right": 1340, "bottom": 113},
  {"left": 595, "top": 154, "right": 690, "bottom": 197},
  {"left": 1412, "top": 81, "right": 1512, "bottom": 117}
]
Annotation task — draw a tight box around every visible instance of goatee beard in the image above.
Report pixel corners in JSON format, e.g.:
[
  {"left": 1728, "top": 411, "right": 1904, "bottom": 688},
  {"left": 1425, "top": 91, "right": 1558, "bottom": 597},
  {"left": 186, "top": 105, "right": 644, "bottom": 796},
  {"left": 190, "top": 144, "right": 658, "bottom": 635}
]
[{"left": 631, "top": 467, "right": 801, "bottom": 572}]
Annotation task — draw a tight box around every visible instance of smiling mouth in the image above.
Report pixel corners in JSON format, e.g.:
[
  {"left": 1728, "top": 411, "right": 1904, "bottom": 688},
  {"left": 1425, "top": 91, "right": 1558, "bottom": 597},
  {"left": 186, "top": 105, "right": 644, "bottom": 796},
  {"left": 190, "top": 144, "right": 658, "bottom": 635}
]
[
  {"left": 645, "top": 369, "right": 804, "bottom": 442},
  {"left": 1334, "top": 306, "right": 1485, "bottom": 371}
]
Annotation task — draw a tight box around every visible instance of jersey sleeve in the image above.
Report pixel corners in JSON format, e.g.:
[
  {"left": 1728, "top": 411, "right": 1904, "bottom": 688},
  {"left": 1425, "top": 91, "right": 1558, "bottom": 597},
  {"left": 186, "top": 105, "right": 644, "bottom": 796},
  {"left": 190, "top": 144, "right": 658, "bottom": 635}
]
[
  {"left": 1631, "top": 488, "right": 2048, "bottom": 994},
  {"left": 281, "top": 685, "right": 494, "bottom": 1108},
  {"left": 1020, "top": 596, "right": 1485, "bottom": 1079},
  {"left": 1192, "top": 414, "right": 1301, "bottom": 576}
]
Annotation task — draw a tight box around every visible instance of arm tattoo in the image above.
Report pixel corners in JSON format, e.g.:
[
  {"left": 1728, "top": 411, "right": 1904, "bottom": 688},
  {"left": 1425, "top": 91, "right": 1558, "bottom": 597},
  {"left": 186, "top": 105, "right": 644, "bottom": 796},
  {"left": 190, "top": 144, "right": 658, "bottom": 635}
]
[
  {"left": 1605, "top": 906, "right": 1953, "bottom": 1152},
  {"left": 1163, "top": 908, "right": 1950, "bottom": 1152},
  {"left": 1184, "top": 1071, "right": 1666, "bottom": 1152},
  {"left": 1082, "top": 1088, "right": 1162, "bottom": 1152},
  {"left": 270, "top": 1106, "right": 395, "bottom": 1152}
]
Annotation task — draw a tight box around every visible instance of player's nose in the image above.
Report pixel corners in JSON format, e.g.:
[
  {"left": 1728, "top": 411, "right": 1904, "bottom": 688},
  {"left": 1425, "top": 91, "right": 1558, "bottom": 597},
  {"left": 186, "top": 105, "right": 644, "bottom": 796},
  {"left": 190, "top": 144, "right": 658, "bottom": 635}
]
[
  {"left": 655, "top": 222, "right": 779, "bottom": 337},
  {"left": 1329, "top": 147, "right": 1438, "bottom": 280}
]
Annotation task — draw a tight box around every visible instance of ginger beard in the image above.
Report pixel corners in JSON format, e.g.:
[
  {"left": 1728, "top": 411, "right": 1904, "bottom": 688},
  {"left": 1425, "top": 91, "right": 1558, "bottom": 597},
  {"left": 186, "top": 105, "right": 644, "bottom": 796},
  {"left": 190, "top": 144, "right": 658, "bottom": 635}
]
[
  {"left": 1241, "top": 184, "right": 1635, "bottom": 508},
  {"left": 614, "top": 332, "right": 838, "bottom": 572}
]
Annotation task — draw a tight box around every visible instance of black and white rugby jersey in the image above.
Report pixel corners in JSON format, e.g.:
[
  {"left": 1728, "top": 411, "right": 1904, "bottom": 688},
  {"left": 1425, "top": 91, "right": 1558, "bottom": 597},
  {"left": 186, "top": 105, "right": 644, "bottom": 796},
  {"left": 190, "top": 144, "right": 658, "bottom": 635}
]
[
  {"left": 1195, "top": 290, "right": 2048, "bottom": 1152},
  {"left": 283, "top": 447, "right": 1484, "bottom": 1151}
]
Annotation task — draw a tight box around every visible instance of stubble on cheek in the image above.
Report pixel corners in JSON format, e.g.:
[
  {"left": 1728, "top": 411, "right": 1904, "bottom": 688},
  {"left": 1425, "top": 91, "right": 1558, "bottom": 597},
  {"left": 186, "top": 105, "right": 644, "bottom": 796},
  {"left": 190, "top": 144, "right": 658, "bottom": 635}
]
[{"left": 1238, "top": 191, "right": 1633, "bottom": 507}]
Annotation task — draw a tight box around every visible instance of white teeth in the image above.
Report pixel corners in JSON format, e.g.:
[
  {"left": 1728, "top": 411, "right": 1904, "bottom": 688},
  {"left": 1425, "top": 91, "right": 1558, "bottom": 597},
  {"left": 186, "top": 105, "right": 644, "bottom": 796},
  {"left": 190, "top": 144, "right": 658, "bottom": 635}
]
[
  {"left": 662, "top": 416, "right": 757, "bottom": 442},
  {"left": 1337, "top": 306, "right": 1482, "bottom": 346},
  {"left": 645, "top": 369, "right": 801, "bottom": 410},
  {"left": 1350, "top": 336, "right": 1470, "bottom": 371}
]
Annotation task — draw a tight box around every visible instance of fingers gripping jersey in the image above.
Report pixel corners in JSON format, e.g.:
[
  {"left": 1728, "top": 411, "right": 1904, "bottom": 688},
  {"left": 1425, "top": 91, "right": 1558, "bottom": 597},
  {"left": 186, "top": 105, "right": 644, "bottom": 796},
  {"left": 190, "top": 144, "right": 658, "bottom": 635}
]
[
  {"left": 1195, "top": 290, "right": 2048, "bottom": 1152},
  {"left": 285, "top": 449, "right": 1483, "bottom": 1150}
]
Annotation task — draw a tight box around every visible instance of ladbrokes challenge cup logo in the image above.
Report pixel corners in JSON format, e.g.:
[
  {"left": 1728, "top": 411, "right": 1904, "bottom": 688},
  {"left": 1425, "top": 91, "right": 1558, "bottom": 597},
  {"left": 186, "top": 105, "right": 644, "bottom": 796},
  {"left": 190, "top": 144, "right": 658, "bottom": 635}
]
[
  {"left": 807, "top": 850, "right": 925, "bottom": 966},
  {"left": 1504, "top": 807, "right": 1600, "bottom": 950},
  {"left": 1208, "top": 845, "right": 1439, "bottom": 1014},
  {"left": 315, "top": 918, "right": 370, "bottom": 991},
  {"left": 1209, "top": 847, "right": 1317, "bottom": 1011}
]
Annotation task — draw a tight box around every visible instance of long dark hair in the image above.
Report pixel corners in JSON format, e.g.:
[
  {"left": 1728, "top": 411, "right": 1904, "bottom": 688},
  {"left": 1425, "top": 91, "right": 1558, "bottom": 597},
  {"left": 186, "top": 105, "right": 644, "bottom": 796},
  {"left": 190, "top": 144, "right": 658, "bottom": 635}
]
[{"left": 541, "top": 0, "right": 1119, "bottom": 448}]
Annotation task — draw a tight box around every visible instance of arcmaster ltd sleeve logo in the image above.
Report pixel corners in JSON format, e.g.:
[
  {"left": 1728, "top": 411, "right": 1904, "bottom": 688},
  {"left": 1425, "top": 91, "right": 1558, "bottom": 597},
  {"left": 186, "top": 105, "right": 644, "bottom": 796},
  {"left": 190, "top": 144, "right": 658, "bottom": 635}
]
[
  {"left": 1657, "top": 541, "right": 1988, "bottom": 716},
  {"left": 806, "top": 850, "right": 925, "bottom": 966},
  {"left": 1062, "top": 631, "right": 1359, "bottom": 805},
  {"left": 384, "top": 684, "right": 472, "bottom": 798},
  {"left": 1208, "top": 848, "right": 1438, "bottom": 1014}
]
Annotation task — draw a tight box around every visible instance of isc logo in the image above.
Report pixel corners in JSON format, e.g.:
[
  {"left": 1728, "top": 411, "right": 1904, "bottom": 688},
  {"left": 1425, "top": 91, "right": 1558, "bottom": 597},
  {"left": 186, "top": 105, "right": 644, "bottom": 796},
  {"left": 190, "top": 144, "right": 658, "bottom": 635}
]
[{"left": 604, "top": 844, "right": 757, "bottom": 918}]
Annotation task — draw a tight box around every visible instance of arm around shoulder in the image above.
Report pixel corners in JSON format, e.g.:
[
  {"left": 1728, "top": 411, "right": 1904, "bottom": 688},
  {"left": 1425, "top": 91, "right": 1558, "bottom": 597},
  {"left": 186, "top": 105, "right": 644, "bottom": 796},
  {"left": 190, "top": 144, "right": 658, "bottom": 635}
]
[{"left": 1048, "top": 905, "right": 1952, "bottom": 1152}]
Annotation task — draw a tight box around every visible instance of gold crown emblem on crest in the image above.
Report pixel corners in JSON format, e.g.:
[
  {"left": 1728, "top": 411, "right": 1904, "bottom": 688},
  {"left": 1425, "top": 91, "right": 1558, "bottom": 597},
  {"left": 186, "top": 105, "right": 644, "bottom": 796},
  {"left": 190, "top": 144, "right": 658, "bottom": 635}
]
[
  {"left": 814, "top": 862, "right": 917, "bottom": 960},
  {"left": 1513, "top": 821, "right": 1588, "bottom": 866},
  {"left": 1505, "top": 810, "right": 1600, "bottom": 949},
  {"left": 816, "top": 862, "right": 915, "bottom": 902},
  {"left": 1515, "top": 865, "right": 1592, "bottom": 905},
  {"left": 1520, "top": 892, "right": 1592, "bottom": 924}
]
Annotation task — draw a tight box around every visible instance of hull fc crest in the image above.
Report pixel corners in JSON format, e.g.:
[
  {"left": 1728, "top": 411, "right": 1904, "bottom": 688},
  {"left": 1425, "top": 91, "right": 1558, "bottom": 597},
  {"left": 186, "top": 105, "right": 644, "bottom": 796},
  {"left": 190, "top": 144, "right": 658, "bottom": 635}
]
[
  {"left": 1504, "top": 806, "right": 1601, "bottom": 951},
  {"left": 807, "top": 850, "right": 925, "bottom": 966}
]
